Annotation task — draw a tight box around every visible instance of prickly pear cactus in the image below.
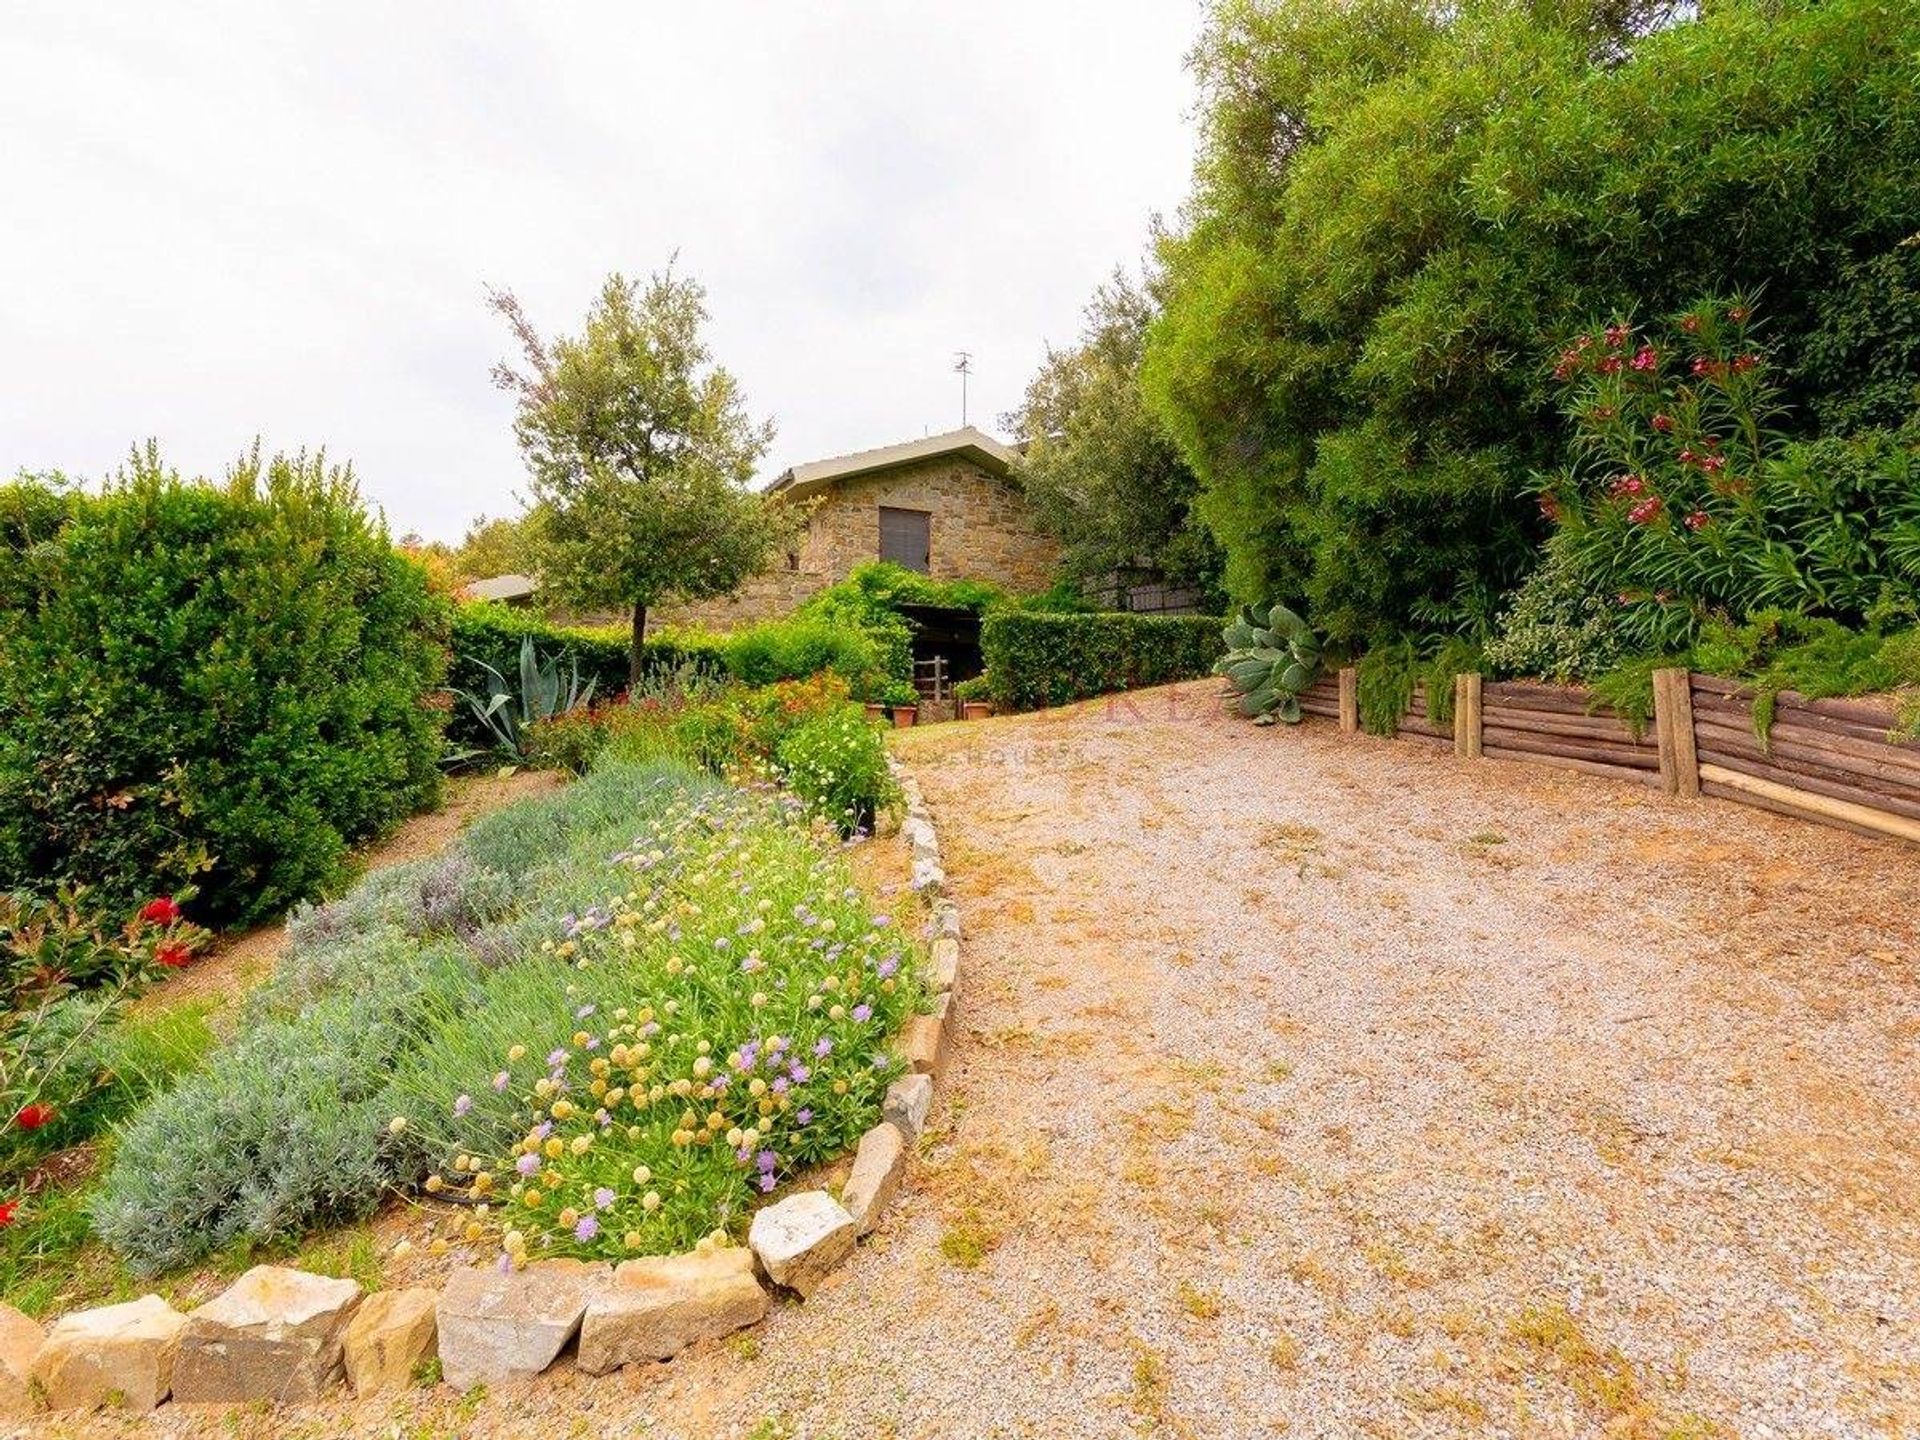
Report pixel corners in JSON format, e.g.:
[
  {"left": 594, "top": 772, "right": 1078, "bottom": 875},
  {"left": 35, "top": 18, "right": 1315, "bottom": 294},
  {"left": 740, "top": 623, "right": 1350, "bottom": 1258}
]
[{"left": 1215, "top": 602, "right": 1322, "bottom": 725}]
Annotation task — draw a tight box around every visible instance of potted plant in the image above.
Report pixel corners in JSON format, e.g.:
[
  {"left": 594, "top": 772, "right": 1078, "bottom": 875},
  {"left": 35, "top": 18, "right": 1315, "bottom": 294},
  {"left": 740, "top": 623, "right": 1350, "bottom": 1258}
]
[
  {"left": 954, "top": 673, "right": 995, "bottom": 720},
  {"left": 882, "top": 679, "right": 920, "bottom": 728}
]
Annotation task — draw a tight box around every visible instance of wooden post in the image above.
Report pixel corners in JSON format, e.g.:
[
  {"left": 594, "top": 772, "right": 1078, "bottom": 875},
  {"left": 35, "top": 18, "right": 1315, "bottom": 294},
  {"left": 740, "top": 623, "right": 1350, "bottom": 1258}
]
[
  {"left": 1453, "top": 672, "right": 1482, "bottom": 758},
  {"left": 1652, "top": 667, "right": 1700, "bottom": 798},
  {"left": 1337, "top": 666, "right": 1359, "bottom": 733}
]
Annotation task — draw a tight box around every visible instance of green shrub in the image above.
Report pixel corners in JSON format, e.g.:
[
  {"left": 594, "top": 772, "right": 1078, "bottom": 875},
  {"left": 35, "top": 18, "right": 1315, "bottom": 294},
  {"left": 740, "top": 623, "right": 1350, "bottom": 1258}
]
[
  {"left": 91, "top": 937, "right": 473, "bottom": 1273},
  {"left": 0, "top": 448, "right": 446, "bottom": 925},
  {"left": 796, "top": 561, "right": 1009, "bottom": 692},
  {"left": 718, "top": 618, "right": 881, "bottom": 690},
  {"left": 978, "top": 612, "right": 1223, "bottom": 711},
  {"left": 774, "top": 705, "right": 902, "bottom": 833}
]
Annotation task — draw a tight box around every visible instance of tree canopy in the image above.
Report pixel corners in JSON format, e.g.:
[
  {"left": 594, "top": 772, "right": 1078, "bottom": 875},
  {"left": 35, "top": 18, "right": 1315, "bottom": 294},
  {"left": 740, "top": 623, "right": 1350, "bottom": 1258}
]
[
  {"left": 1005, "top": 272, "right": 1223, "bottom": 609},
  {"left": 1144, "top": 0, "right": 1920, "bottom": 646},
  {"left": 489, "top": 268, "right": 789, "bottom": 679}
]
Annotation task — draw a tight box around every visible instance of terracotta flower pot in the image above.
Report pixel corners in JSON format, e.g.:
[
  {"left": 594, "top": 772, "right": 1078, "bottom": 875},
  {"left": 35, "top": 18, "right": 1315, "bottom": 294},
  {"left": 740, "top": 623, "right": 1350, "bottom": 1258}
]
[
  {"left": 891, "top": 706, "right": 918, "bottom": 728},
  {"left": 864, "top": 703, "right": 888, "bottom": 722},
  {"left": 961, "top": 702, "right": 995, "bottom": 721}
]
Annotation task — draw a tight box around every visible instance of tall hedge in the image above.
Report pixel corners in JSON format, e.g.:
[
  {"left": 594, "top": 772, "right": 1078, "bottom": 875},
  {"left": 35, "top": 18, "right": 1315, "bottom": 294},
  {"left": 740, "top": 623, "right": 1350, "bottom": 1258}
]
[
  {"left": 980, "top": 612, "right": 1223, "bottom": 712},
  {"left": 1146, "top": 0, "right": 1920, "bottom": 642},
  {"left": 0, "top": 449, "right": 447, "bottom": 925}
]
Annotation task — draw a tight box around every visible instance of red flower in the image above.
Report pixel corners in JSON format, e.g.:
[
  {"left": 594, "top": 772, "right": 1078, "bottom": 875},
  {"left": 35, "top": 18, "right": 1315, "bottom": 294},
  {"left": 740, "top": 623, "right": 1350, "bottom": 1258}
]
[
  {"left": 1608, "top": 474, "right": 1646, "bottom": 498},
  {"left": 1731, "top": 354, "right": 1758, "bottom": 374},
  {"left": 1680, "top": 314, "right": 1702, "bottom": 334},
  {"left": 1538, "top": 495, "right": 1562, "bottom": 523},
  {"left": 1651, "top": 413, "right": 1674, "bottom": 433},
  {"left": 1727, "top": 306, "right": 1750, "bottom": 324},
  {"left": 1604, "top": 322, "right": 1631, "bottom": 349},
  {"left": 155, "top": 941, "right": 194, "bottom": 969},
  {"left": 140, "top": 897, "right": 182, "bottom": 927},
  {"left": 1685, "top": 510, "right": 1712, "bottom": 531},
  {"left": 1700, "top": 454, "right": 1727, "bottom": 474},
  {"left": 1596, "top": 355, "right": 1624, "bottom": 375},
  {"left": 1630, "top": 345, "right": 1658, "bottom": 372},
  {"left": 0, "top": 1202, "right": 16, "bottom": 1229},
  {"left": 1628, "top": 497, "right": 1664, "bottom": 525},
  {"left": 13, "top": 1104, "right": 55, "bottom": 1132}
]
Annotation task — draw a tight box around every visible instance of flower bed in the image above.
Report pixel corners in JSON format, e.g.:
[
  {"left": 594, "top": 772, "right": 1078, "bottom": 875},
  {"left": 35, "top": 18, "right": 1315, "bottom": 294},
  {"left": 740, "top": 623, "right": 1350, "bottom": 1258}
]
[{"left": 0, "top": 750, "right": 966, "bottom": 1416}]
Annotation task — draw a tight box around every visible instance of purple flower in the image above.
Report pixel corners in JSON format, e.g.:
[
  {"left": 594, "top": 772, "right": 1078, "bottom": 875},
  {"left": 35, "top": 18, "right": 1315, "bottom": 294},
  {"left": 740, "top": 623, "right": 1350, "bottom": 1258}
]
[
  {"left": 516, "top": 1153, "right": 540, "bottom": 1176},
  {"left": 547, "top": 1049, "right": 568, "bottom": 1068},
  {"left": 756, "top": 1149, "right": 778, "bottom": 1172},
  {"left": 497, "top": 1253, "right": 513, "bottom": 1274},
  {"left": 788, "top": 1062, "right": 811, "bottom": 1084},
  {"left": 492, "top": 1071, "right": 510, "bottom": 1091},
  {"left": 877, "top": 958, "right": 899, "bottom": 979},
  {"left": 575, "top": 1215, "right": 600, "bottom": 1243},
  {"left": 795, "top": 1108, "right": 813, "bottom": 1124},
  {"left": 873, "top": 914, "right": 891, "bottom": 927},
  {"left": 576, "top": 1004, "right": 595, "bottom": 1019},
  {"left": 453, "top": 1094, "right": 472, "bottom": 1118},
  {"left": 852, "top": 1004, "right": 872, "bottom": 1023},
  {"left": 814, "top": 1038, "right": 832, "bottom": 1058},
  {"left": 594, "top": 1187, "right": 616, "bottom": 1210},
  {"left": 534, "top": 1120, "right": 553, "bottom": 1140},
  {"left": 771, "top": 1077, "right": 789, "bottom": 1095},
  {"left": 757, "top": 1172, "right": 777, "bottom": 1193}
]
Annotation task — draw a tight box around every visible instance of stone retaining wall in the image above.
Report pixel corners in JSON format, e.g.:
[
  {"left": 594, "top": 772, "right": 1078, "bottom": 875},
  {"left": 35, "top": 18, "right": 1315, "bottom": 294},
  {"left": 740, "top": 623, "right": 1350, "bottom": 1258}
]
[{"left": 0, "top": 771, "right": 962, "bottom": 1418}]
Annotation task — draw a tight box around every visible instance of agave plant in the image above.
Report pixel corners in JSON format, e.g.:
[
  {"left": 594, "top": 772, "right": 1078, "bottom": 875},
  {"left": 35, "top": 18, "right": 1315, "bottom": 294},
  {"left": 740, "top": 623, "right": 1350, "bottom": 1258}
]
[
  {"left": 454, "top": 637, "right": 597, "bottom": 758},
  {"left": 1216, "top": 602, "right": 1322, "bottom": 725}
]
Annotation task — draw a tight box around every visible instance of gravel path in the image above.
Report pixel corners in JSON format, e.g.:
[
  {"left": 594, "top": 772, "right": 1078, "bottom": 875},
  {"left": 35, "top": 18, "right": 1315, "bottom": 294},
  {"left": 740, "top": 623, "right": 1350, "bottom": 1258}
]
[{"left": 56, "top": 686, "right": 1920, "bottom": 1439}]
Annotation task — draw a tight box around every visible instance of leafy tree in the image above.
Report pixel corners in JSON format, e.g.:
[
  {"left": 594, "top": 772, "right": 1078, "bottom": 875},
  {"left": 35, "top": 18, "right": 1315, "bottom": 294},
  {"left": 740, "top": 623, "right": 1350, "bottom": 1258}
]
[
  {"left": 449, "top": 511, "right": 547, "bottom": 587},
  {"left": 1006, "top": 272, "right": 1224, "bottom": 610},
  {"left": 488, "top": 269, "right": 790, "bottom": 682},
  {"left": 1145, "top": 0, "right": 1920, "bottom": 647}
]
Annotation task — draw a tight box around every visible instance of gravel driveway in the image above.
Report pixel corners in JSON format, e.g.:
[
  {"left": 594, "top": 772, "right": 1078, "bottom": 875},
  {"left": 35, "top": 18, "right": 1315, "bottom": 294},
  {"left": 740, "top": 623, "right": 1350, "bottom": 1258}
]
[{"left": 66, "top": 684, "right": 1920, "bottom": 1440}]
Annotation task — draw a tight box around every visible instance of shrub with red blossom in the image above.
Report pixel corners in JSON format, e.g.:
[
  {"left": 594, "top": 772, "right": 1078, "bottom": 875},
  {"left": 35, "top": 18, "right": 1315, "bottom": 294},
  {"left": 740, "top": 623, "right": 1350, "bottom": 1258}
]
[{"left": 1491, "top": 297, "right": 1920, "bottom": 676}]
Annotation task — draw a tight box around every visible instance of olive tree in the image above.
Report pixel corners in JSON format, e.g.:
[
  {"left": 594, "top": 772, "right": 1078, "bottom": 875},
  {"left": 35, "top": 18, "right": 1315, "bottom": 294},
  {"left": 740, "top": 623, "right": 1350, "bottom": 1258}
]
[{"left": 488, "top": 268, "right": 790, "bottom": 681}]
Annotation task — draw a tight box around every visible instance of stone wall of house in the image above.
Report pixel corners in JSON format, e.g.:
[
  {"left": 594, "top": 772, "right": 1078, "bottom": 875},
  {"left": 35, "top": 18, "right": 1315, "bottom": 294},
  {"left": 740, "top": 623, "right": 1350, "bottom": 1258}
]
[
  {"left": 652, "top": 567, "right": 827, "bottom": 633},
  {"left": 653, "top": 456, "right": 1059, "bottom": 632}
]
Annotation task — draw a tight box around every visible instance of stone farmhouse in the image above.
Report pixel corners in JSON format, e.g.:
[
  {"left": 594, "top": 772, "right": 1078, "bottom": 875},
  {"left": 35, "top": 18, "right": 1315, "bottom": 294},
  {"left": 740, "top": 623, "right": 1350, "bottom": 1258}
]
[{"left": 653, "top": 427, "right": 1059, "bottom": 631}]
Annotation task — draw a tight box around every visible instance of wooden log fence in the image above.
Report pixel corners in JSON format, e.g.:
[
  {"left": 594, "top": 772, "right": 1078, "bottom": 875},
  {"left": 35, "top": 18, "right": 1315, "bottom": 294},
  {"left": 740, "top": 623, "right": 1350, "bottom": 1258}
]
[{"left": 1319, "top": 664, "right": 1920, "bottom": 847}]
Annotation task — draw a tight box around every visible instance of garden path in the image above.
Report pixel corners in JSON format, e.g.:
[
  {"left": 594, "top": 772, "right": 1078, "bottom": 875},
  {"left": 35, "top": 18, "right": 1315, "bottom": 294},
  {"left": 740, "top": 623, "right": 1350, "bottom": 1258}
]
[{"left": 84, "top": 685, "right": 1920, "bottom": 1439}]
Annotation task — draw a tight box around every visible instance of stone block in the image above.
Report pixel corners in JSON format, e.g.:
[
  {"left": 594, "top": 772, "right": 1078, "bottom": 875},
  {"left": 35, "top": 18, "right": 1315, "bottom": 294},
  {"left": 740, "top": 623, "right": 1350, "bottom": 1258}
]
[
  {"left": 0, "top": 1302, "right": 45, "bottom": 1420},
  {"left": 839, "top": 1123, "right": 907, "bottom": 1236},
  {"left": 436, "top": 1259, "right": 610, "bottom": 1390},
  {"left": 747, "top": 1192, "right": 857, "bottom": 1299},
  {"left": 883, "top": 1072, "right": 934, "bottom": 1140},
  {"left": 172, "top": 1265, "right": 363, "bottom": 1405},
  {"left": 30, "top": 1294, "right": 186, "bottom": 1413},
  {"left": 343, "top": 1287, "right": 438, "bottom": 1396},
  {"left": 576, "top": 1248, "right": 767, "bottom": 1373}
]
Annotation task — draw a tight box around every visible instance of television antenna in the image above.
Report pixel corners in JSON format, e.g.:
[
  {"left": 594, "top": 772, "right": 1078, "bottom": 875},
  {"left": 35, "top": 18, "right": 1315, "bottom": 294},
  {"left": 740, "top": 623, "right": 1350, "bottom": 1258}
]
[{"left": 952, "top": 350, "right": 973, "bottom": 426}]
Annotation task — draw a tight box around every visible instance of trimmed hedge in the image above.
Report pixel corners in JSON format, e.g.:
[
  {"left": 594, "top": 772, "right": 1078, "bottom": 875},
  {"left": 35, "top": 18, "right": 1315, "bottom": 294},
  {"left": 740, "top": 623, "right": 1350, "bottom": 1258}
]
[
  {"left": 980, "top": 612, "right": 1224, "bottom": 712},
  {"left": 0, "top": 453, "right": 446, "bottom": 925}
]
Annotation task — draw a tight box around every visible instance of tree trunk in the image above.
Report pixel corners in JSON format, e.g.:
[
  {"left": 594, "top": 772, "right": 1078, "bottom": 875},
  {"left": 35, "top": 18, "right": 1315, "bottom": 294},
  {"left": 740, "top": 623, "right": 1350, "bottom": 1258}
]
[{"left": 629, "top": 601, "right": 648, "bottom": 688}]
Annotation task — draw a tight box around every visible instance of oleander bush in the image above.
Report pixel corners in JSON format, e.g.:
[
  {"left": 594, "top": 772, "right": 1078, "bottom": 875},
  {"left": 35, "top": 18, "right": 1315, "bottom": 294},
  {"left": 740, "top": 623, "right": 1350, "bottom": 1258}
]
[
  {"left": 0, "top": 448, "right": 447, "bottom": 925},
  {"left": 980, "top": 611, "right": 1223, "bottom": 711}
]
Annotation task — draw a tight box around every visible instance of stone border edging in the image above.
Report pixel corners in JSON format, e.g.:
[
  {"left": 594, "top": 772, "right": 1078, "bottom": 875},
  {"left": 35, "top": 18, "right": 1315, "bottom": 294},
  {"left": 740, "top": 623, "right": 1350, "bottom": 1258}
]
[{"left": 0, "top": 759, "right": 962, "bottom": 1418}]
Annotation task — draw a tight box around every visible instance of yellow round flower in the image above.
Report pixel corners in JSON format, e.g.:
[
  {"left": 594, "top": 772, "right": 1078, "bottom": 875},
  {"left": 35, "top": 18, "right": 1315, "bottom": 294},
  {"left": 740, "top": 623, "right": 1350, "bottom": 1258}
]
[
  {"left": 642, "top": 1191, "right": 662, "bottom": 1213},
  {"left": 508, "top": 1044, "right": 527, "bottom": 1062},
  {"left": 631, "top": 1164, "right": 652, "bottom": 1185}
]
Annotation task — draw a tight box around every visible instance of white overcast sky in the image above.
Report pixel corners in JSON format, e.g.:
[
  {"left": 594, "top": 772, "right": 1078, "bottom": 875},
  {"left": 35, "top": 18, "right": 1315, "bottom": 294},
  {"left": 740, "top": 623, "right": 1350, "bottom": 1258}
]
[{"left": 1, "top": 3, "right": 1204, "bottom": 542}]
